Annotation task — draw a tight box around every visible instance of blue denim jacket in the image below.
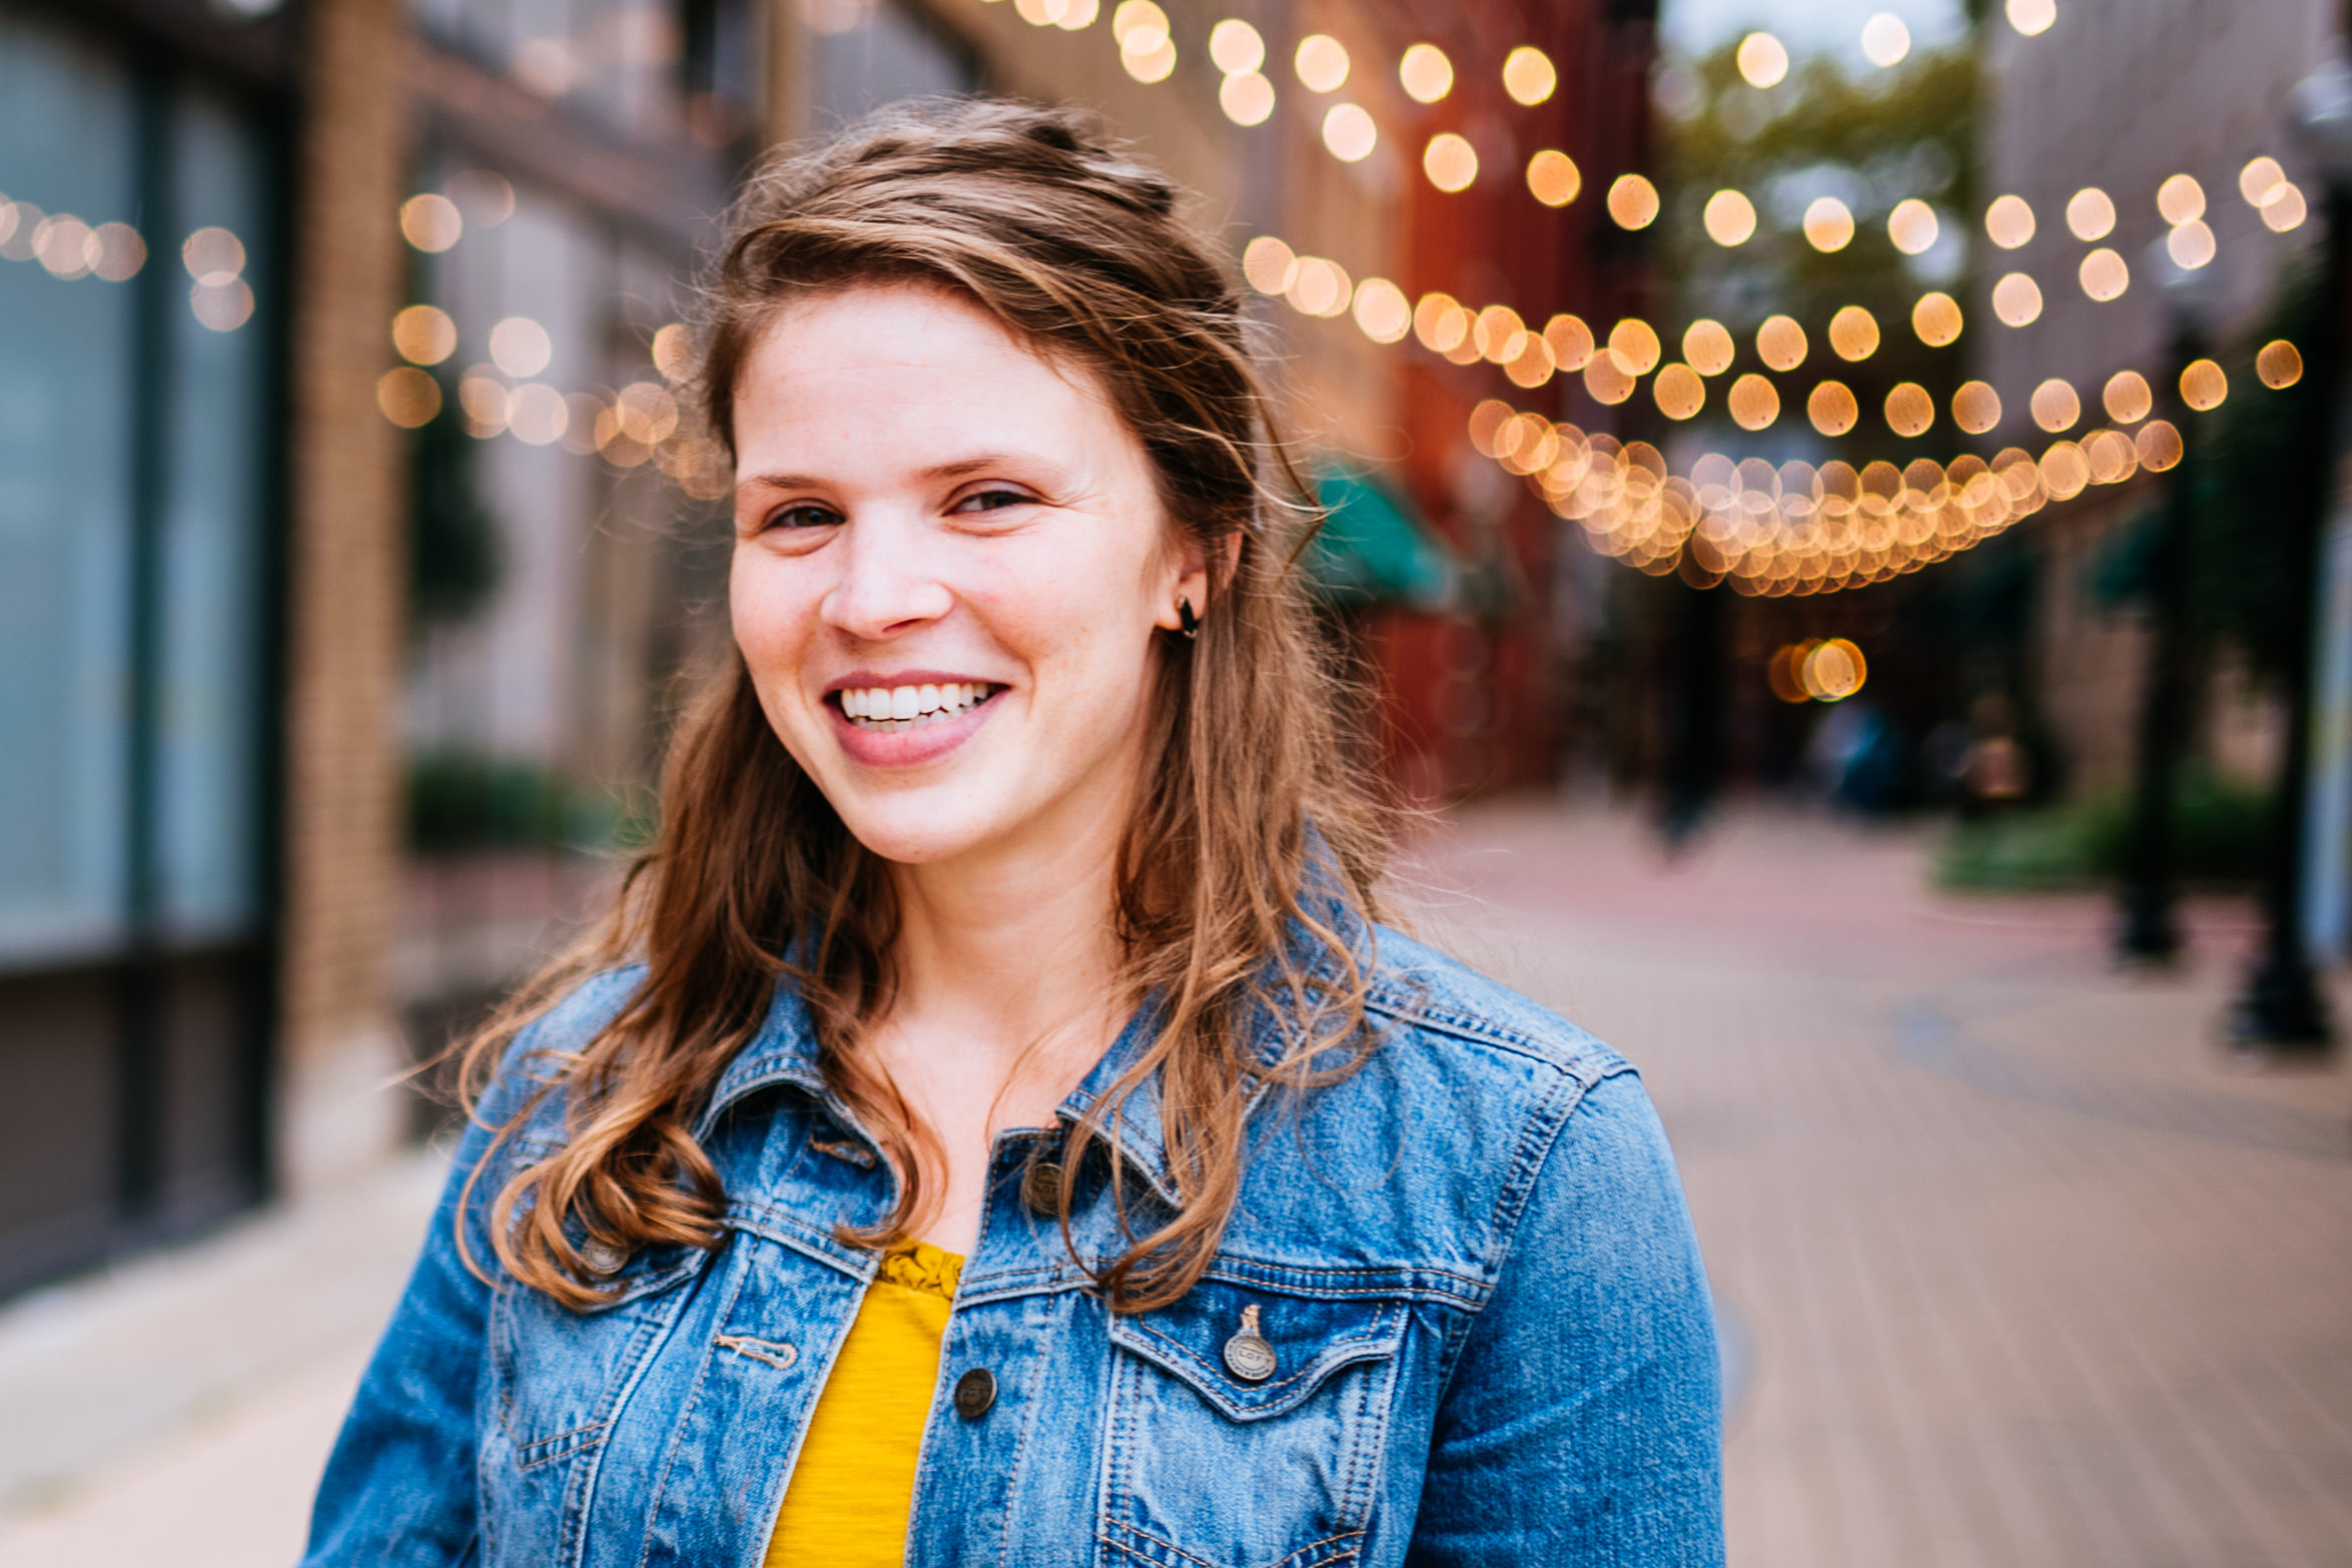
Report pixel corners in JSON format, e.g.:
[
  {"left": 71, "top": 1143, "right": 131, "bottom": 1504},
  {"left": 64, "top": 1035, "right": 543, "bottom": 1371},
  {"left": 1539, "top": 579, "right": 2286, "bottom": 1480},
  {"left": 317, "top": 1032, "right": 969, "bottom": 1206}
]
[{"left": 305, "top": 926, "right": 1721, "bottom": 1567}]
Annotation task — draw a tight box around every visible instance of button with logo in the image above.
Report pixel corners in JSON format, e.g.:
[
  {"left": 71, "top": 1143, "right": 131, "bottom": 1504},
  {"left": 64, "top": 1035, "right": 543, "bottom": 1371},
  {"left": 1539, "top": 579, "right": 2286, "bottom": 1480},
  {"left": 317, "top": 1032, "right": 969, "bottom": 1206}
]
[
  {"left": 1021, "top": 1159, "right": 1065, "bottom": 1215},
  {"left": 1222, "top": 1304, "right": 1276, "bottom": 1382},
  {"left": 953, "top": 1366, "right": 998, "bottom": 1418}
]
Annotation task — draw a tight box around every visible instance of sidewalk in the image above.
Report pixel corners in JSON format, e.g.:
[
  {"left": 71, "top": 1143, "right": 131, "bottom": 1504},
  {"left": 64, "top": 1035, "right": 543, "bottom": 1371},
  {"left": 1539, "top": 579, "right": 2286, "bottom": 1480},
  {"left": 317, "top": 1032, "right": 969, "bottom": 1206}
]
[{"left": 2, "top": 800, "right": 2346, "bottom": 1567}]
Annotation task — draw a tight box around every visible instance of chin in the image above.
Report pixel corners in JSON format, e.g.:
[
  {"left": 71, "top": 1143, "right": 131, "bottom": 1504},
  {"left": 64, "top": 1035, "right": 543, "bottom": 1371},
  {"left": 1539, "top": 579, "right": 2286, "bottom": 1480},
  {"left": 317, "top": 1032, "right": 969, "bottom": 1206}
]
[{"left": 832, "top": 807, "right": 989, "bottom": 867}]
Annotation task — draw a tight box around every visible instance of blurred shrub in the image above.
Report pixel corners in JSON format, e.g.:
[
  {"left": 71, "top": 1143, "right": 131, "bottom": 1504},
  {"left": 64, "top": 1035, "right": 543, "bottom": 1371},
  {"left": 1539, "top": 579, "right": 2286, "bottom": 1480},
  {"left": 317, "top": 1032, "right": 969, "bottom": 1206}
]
[
  {"left": 406, "top": 752, "right": 629, "bottom": 855},
  {"left": 1937, "top": 770, "right": 2271, "bottom": 891}
]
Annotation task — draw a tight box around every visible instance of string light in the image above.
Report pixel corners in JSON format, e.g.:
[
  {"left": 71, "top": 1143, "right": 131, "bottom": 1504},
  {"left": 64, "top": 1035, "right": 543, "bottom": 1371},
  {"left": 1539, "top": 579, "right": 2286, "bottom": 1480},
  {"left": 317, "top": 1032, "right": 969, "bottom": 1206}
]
[
  {"left": 1501, "top": 46, "right": 1557, "bottom": 106},
  {"left": 1804, "top": 196, "right": 1856, "bottom": 252},
  {"left": 1886, "top": 382, "right": 1934, "bottom": 436},
  {"left": 392, "top": 304, "right": 457, "bottom": 365},
  {"left": 1888, "top": 199, "right": 1940, "bottom": 256},
  {"left": 1424, "top": 134, "right": 1479, "bottom": 193},
  {"left": 1607, "top": 174, "right": 1660, "bottom": 230},
  {"left": 1728, "top": 374, "right": 1780, "bottom": 430},
  {"left": 2102, "top": 370, "right": 2151, "bottom": 422},
  {"left": 1756, "top": 314, "right": 1807, "bottom": 371},
  {"left": 1992, "top": 273, "right": 2043, "bottom": 327},
  {"left": 1684, "top": 320, "right": 1735, "bottom": 376},
  {"left": 1526, "top": 151, "right": 1582, "bottom": 207},
  {"left": 2166, "top": 220, "right": 2216, "bottom": 270},
  {"left": 2180, "top": 359, "right": 2228, "bottom": 410},
  {"left": 2156, "top": 173, "right": 2205, "bottom": 225},
  {"left": 1809, "top": 381, "right": 1859, "bottom": 435},
  {"left": 1321, "top": 104, "right": 1376, "bottom": 162},
  {"left": 1655, "top": 364, "right": 1706, "bottom": 419},
  {"left": 1113, "top": 2, "right": 1175, "bottom": 81},
  {"left": 1399, "top": 43, "right": 1452, "bottom": 103},
  {"left": 1954, "top": 381, "right": 2001, "bottom": 433},
  {"left": 1828, "top": 305, "right": 1880, "bottom": 361},
  {"left": 1293, "top": 34, "right": 1348, "bottom": 92},
  {"left": 1860, "top": 13, "right": 1911, "bottom": 67},
  {"left": 2258, "top": 340, "right": 2305, "bottom": 389},
  {"left": 2079, "top": 248, "right": 2129, "bottom": 302},
  {"left": 1984, "top": 195, "right": 2034, "bottom": 249},
  {"left": 2006, "top": 0, "right": 2056, "bottom": 37},
  {"left": 1912, "top": 292, "right": 1962, "bottom": 347},
  {"left": 1704, "top": 190, "right": 1758, "bottom": 246},
  {"left": 2029, "top": 377, "right": 2080, "bottom": 431},
  {"left": 2066, "top": 187, "right": 2115, "bottom": 241},
  {"left": 1736, "top": 32, "right": 1790, "bottom": 88}
]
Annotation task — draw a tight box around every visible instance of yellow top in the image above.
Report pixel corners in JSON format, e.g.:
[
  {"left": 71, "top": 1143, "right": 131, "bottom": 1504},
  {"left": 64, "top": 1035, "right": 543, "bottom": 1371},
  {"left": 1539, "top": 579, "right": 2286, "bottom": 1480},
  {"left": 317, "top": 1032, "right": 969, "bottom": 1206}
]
[{"left": 764, "top": 1238, "right": 964, "bottom": 1568}]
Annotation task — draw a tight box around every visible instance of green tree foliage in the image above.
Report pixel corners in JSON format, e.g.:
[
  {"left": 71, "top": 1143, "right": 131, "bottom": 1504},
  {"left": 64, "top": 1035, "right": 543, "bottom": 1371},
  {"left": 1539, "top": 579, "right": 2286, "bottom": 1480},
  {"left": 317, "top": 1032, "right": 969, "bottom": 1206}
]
[{"left": 1654, "top": 41, "right": 1978, "bottom": 467}]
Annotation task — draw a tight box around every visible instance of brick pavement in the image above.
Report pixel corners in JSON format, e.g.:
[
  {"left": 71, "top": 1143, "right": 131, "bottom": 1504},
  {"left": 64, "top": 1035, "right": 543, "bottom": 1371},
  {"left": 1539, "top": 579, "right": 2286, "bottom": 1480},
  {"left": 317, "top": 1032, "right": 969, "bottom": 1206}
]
[
  {"left": 1406, "top": 800, "right": 2352, "bottom": 1568},
  {"left": 3, "top": 800, "right": 2346, "bottom": 1566}
]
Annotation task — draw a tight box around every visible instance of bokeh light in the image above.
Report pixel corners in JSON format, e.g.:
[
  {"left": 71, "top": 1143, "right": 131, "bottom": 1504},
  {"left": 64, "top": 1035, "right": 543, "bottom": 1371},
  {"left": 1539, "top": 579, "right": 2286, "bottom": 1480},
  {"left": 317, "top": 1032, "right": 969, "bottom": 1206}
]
[
  {"left": 1293, "top": 33, "right": 1348, "bottom": 91},
  {"left": 1114, "top": 2, "right": 1176, "bottom": 80},
  {"left": 376, "top": 366, "right": 441, "bottom": 428},
  {"left": 1704, "top": 189, "right": 1758, "bottom": 246},
  {"left": 651, "top": 323, "right": 693, "bottom": 380},
  {"left": 2180, "top": 358, "right": 2228, "bottom": 410},
  {"left": 2258, "top": 340, "right": 2305, "bottom": 389},
  {"left": 1802, "top": 638, "right": 1868, "bottom": 699},
  {"left": 1398, "top": 43, "right": 1452, "bottom": 103},
  {"left": 90, "top": 223, "right": 145, "bottom": 282},
  {"left": 1526, "top": 151, "right": 1581, "bottom": 207},
  {"left": 1804, "top": 196, "right": 1856, "bottom": 252},
  {"left": 190, "top": 278, "right": 255, "bottom": 332},
  {"left": 2040, "top": 438, "right": 2088, "bottom": 499},
  {"left": 2066, "top": 186, "right": 2115, "bottom": 241},
  {"left": 2263, "top": 184, "right": 2309, "bottom": 232},
  {"left": 1584, "top": 353, "right": 1635, "bottom": 404},
  {"left": 1208, "top": 19, "right": 1263, "bottom": 73},
  {"left": 2007, "top": 0, "right": 2056, "bottom": 37},
  {"left": 1351, "top": 277, "right": 1411, "bottom": 344},
  {"left": 2240, "top": 156, "right": 2286, "bottom": 207},
  {"left": 2030, "top": 377, "right": 2080, "bottom": 431},
  {"left": 2079, "top": 248, "right": 2129, "bottom": 302},
  {"left": 1475, "top": 304, "right": 1527, "bottom": 360},
  {"left": 392, "top": 304, "right": 457, "bottom": 366},
  {"left": 182, "top": 226, "right": 246, "bottom": 285},
  {"left": 2165, "top": 220, "right": 2216, "bottom": 270},
  {"left": 1757, "top": 314, "right": 1807, "bottom": 371},
  {"left": 1737, "top": 32, "right": 1789, "bottom": 88},
  {"left": 33, "top": 215, "right": 94, "bottom": 280},
  {"left": 1608, "top": 174, "right": 1660, "bottom": 230},
  {"left": 2136, "top": 418, "right": 2184, "bottom": 470},
  {"left": 1829, "top": 305, "right": 1881, "bottom": 361},
  {"left": 1912, "top": 292, "right": 1962, "bottom": 347},
  {"left": 506, "top": 382, "right": 569, "bottom": 445},
  {"left": 1609, "top": 317, "right": 1662, "bottom": 375},
  {"left": 1287, "top": 255, "right": 1351, "bottom": 317},
  {"left": 489, "top": 316, "right": 553, "bottom": 378},
  {"left": 1984, "top": 195, "right": 2034, "bottom": 249},
  {"left": 1243, "top": 235, "right": 1296, "bottom": 295},
  {"left": 1729, "top": 373, "right": 1780, "bottom": 430},
  {"left": 2155, "top": 173, "right": 2206, "bottom": 225},
  {"left": 443, "top": 169, "right": 514, "bottom": 227},
  {"left": 1414, "top": 292, "right": 1469, "bottom": 353},
  {"left": 1992, "top": 273, "right": 2044, "bottom": 326},
  {"left": 2102, "top": 370, "right": 2151, "bottom": 423},
  {"left": 1655, "top": 364, "right": 1706, "bottom": 419},
  {"left": 1888, "top": 199, "right": 1940, "bottom": 256},
  {"left": 1684, "top": 319, "right": 1735, "bottom": 376},
  {"left": 399, "top": 193, "right": 462, "bottom": 253},
  {"left": 1219, "top": 71, "right": 1274, "bottom": 125},
  {"left": 1860, "top": 12, "right": 1911, "bottom": 67},
  {"left": 1886, "top": 382, "right": 1935, "bottom": 437},
  {"left": 1423, "top": 134, "right": 1478, "bottom": 193},
  {"left": 1503, "top": 46, "right": 1557, "bottom": 105},
  {"left": 1954, "top": 381, "right": 2002, "bottom": 433},
  {"left": 1545, "top": 314, "right": 1595, "bottom": 371},
  {"left": 1321, "top": 104, "right": 1376, "bottom": 162}
]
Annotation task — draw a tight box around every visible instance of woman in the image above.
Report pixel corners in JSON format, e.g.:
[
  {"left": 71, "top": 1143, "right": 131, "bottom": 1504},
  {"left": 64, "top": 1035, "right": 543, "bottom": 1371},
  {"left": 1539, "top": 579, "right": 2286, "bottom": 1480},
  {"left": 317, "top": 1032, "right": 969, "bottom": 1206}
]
[{"left": 307, "top": 101, "right": 1721, "bottom": 1568}]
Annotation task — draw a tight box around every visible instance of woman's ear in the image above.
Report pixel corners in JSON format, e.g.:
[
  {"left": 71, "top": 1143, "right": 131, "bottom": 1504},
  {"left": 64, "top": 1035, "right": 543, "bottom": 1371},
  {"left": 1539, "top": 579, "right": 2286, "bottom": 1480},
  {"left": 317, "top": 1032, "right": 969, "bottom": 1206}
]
[{"left": 1156, "top": 529, "right": 1239, "bottom": 631}]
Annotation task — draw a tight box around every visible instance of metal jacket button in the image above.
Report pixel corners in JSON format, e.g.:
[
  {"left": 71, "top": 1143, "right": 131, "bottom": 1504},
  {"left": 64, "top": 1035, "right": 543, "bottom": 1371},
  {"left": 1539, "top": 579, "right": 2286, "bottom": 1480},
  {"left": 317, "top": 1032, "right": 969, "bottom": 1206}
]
[
  {"left": 1021, "top": 1160, "right": 1065, "bottom": 1215},
  {"left": 953, "top": 1366, "right": 997, "bottom": 1418},
  {"left": 1222, "top": 1304, "right": 1276, "bottom": 1382}
]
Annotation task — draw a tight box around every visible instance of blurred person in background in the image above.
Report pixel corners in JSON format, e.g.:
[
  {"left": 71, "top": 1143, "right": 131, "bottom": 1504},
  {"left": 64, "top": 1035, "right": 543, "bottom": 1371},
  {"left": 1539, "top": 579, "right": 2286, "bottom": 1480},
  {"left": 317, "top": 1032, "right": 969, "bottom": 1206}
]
[{"left": 299, "top": 102, "right": 1721, "bottom": 1568}]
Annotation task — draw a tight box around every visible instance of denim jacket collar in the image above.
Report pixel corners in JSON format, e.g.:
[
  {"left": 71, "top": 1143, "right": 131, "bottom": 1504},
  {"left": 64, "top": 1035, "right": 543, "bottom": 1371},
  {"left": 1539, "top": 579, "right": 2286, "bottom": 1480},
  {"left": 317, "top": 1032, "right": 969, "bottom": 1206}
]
[{"left": 692, "top": 969, "right": 1187, "bottom": 1205}]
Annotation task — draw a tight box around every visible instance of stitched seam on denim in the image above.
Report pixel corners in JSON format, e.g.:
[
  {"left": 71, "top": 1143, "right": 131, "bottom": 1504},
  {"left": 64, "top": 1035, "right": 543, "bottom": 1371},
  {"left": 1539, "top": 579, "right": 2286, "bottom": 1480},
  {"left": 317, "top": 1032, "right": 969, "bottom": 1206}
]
[
  {"left": 1103, "top": 1524, "right": 1364, "bottom": 1568},
  {"left": 1191, "top": 1259, "right": 1489, "bottom": 1304},
  {"left": 627, "top": 1246, "right": 750, "bottom": 1568},
  {"left": 1477, "top": 1062, "right": 1594, "bottom": 1294},
  {"left": 1333, "top": 1347, "right": 1382, "bottom": 1531},
  {"left": 989, "top": 1294, "right": 1049, "bottom": 1568},
  {"left": 1364, "top": 994, "right": 1625, "bottom": 1078}
]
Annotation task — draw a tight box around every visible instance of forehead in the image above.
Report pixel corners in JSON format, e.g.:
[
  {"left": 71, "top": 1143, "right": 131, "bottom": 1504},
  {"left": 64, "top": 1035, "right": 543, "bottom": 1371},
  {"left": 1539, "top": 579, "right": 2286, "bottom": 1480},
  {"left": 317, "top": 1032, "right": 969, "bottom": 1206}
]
[{"left": 731, "top": 284, "right": 1124, "bottom": 466}]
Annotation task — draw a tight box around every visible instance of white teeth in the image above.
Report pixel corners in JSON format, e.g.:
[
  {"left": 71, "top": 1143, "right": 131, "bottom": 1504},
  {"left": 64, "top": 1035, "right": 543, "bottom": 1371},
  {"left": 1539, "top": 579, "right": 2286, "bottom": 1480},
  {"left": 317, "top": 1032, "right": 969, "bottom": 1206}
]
[{"left": 839, "top": 682, "right": 995, "bottom": 730}]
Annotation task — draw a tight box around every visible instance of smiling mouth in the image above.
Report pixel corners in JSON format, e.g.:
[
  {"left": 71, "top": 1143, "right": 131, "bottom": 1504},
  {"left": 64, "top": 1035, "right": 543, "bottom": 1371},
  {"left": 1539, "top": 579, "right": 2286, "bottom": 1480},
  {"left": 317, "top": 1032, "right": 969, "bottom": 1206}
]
[{"left": 832, "top": 681, "right": 1002, "bottom": 732}]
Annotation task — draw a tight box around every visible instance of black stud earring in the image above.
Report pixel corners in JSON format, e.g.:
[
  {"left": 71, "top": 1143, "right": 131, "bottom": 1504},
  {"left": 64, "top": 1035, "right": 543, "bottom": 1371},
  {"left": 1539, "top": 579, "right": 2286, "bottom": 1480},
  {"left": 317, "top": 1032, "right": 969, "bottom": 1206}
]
[{"left": 1177, "top": 598, "right": 1199, "bottom": 640}]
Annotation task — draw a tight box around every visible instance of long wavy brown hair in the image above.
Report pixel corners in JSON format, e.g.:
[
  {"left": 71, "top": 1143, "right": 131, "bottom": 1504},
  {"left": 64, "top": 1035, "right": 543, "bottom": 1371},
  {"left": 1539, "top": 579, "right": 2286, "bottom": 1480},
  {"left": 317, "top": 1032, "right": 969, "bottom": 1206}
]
[{"left": 459, "top": 99, "right": 1392, "bottom": 1314}]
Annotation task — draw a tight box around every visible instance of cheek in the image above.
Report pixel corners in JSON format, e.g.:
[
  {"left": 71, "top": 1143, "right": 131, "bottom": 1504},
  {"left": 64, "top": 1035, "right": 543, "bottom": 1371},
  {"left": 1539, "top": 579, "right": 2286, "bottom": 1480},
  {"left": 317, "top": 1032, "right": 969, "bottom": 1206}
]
[{"left": 729, "top": 551, "right": 818, "bottom": 672}]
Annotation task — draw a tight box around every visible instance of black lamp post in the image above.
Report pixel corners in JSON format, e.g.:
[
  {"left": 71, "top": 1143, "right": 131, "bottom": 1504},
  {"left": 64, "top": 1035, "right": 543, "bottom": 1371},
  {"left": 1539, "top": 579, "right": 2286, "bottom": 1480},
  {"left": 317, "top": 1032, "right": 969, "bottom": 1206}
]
[
  {"left": 2116, "top": 257, "right": 2215, "bottom": 965},
  {"left": 2228, "top": 56, "right": 2352, "bottom": 1051}
]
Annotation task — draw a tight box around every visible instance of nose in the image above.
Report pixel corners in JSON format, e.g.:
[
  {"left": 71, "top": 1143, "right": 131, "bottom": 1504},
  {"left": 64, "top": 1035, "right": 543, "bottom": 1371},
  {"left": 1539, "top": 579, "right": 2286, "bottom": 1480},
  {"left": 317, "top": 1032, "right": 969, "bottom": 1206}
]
[{"left": 819, "top": 510, "right": 955, "bottom": 641}]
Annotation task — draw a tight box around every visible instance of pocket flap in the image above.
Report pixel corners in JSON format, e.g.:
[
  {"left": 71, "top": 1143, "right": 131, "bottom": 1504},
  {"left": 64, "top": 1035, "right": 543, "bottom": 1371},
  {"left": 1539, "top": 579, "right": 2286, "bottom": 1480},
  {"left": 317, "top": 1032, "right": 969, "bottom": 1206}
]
[{"left": 1108, "top": 1277, "right": 1408, "bottom": 1422}]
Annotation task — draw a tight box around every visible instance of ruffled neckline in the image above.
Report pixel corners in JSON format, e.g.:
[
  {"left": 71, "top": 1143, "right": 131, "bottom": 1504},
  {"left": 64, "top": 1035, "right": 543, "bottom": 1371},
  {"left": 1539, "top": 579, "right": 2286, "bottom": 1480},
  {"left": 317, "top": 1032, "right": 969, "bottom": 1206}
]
[{"left": 876, "top": 1237, "right": 964, "bottom": 1298}]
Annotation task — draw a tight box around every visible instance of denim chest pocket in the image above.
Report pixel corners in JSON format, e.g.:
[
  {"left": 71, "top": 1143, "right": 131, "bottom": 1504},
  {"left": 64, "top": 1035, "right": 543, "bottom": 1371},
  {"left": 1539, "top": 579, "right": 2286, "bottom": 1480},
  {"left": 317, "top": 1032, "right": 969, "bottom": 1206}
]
[
  {"left": 1101, "top": 1278, "right": 1409, "bottom": 1568},
  {"left": 487, "top": 1244, "right": 708, "bottom": 1470}
]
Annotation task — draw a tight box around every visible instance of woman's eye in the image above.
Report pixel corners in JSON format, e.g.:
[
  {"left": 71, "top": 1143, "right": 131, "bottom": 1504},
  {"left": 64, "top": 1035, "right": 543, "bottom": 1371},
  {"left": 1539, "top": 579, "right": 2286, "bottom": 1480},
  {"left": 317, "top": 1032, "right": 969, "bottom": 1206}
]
[
  {"left": 951, "top": 488, "right": 1033, "bottom": 515},
  {"left": 768, "top": 503, "right": 841, "bottom": 530}
]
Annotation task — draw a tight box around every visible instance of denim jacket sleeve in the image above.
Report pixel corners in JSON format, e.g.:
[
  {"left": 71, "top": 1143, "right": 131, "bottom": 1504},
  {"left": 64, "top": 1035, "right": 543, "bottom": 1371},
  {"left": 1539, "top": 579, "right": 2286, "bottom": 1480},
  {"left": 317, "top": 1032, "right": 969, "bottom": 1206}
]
[
  {"left": 301, "top": 1033, "right": 559, "bottom": 1568},
  {"left": 1406, "top": 1068, "right": 1724, "bottom": 1568}
]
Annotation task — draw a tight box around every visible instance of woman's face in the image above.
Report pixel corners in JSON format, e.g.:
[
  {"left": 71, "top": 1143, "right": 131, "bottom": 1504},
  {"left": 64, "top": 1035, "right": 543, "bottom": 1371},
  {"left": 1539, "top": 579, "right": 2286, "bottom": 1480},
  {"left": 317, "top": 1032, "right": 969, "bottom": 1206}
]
[{"left": 729, "top": 284, "right": 1204, "bottom": 871}]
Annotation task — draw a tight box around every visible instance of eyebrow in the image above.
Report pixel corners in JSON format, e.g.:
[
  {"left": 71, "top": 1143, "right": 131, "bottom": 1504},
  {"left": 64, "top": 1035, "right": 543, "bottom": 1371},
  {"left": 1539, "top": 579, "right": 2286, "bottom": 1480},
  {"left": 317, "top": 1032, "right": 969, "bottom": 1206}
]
[{"left": 737, "top": 452, "right": 1056, "bottom": 492}]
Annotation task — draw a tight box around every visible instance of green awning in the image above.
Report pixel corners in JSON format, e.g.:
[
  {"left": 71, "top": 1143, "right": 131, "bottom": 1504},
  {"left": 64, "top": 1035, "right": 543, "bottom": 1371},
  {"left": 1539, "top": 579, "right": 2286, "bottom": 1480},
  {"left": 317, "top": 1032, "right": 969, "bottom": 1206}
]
[{"left": 1302, "top": 462, "right": 1460, "bottom": 611}]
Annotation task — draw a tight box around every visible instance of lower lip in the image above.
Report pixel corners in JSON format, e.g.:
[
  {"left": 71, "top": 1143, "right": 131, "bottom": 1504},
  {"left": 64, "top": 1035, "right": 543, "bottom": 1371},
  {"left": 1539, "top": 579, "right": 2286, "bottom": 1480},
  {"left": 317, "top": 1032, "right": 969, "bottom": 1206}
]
[{"left": 829, "top": 691, "right": 1000, "bottom": 767}]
